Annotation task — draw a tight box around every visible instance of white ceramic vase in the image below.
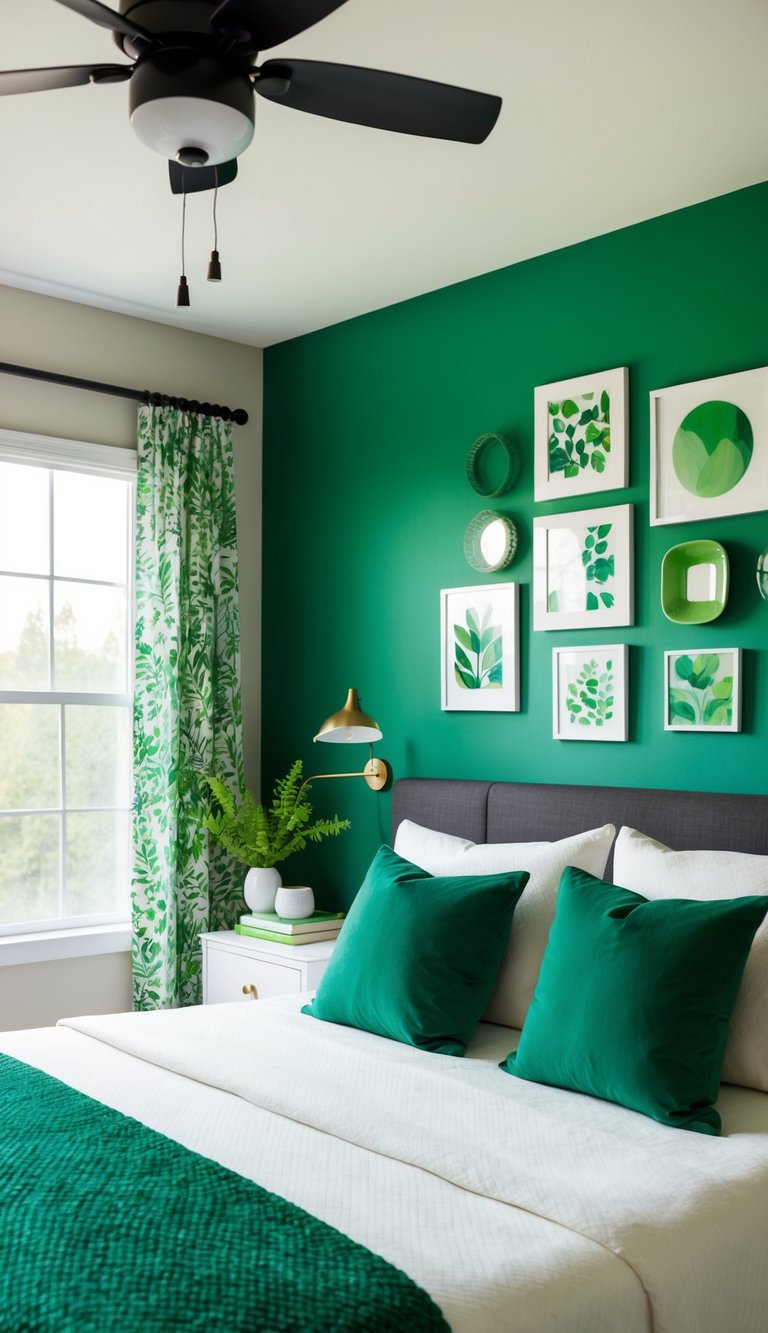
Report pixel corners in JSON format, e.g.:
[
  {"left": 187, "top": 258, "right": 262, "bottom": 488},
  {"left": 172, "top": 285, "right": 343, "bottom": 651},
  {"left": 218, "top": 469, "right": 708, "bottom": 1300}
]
[
  {"left": 274, "top": 885, "right": 315, "bottom": 920},
  {"left": 244, "top": 866, "right": 281, "bottom": 913}
]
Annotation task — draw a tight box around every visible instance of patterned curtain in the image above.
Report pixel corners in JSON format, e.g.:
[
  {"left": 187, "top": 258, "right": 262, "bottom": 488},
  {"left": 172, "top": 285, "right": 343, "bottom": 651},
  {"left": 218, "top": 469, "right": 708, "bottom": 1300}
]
[{"left": 131, "top": 406, "right": 245, "bottom": 1010}]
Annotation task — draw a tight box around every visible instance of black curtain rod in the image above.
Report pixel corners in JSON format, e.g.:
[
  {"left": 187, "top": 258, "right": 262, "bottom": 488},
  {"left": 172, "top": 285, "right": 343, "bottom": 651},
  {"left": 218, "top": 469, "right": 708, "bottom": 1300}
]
[{"left": 0, "top": 360, "right": 249, "bottom": 426}]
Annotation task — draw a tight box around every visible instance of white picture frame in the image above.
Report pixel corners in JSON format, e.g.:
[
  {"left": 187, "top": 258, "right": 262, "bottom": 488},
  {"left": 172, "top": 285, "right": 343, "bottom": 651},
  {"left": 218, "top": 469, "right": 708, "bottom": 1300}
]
[
  {"left": 440, "top": 583, "right": 520, "bottom": 712},
  {"left": 533, "top": 503, "right": 633, "bottom": 631},
  {"left": 552, "top": 644, "right": 628, "bottom": 742},
  {"left": 650, "top": 366, "right": 768, "bottom": 525},
  {"left": 664, "top": 648, "right": 742, "bottom": 733},
  {"left": 534, "top": 366, "right": 628, "bottom": 502}
]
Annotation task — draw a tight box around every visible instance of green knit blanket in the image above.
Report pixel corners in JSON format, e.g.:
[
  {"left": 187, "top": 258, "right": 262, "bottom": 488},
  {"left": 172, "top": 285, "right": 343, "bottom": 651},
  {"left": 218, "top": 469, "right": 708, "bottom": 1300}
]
[{"left": 0, "top": 1053, "right": 450, "bottom": 1332}]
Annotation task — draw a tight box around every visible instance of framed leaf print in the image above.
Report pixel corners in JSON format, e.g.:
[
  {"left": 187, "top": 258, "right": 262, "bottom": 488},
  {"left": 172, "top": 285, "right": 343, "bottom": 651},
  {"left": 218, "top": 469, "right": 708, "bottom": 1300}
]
[
  {"left": 440, "top": 583, "right": 520, "bottom": 712},
  {"left": 664, "top": 649, "right": 741, "bottom": 732},
  {"left": 534, "top": 367, "right": 628, "bottom": 501},
  {"left": 650, "top": 366, "right": 768, "bottom": 524},
  {"left": 553, "top": 645, "right": 627, "bottom": 741},
  {"left": 533, "top": 503, "right": 633, "bottom": 630}
]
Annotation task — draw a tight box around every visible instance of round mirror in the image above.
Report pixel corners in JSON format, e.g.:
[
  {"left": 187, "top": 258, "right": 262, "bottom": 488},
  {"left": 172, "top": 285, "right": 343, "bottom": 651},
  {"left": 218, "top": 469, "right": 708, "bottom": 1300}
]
[
  {"left": 757, "top": 546, "right": 768, "bottom": 601},
  {"left": 464, "top": 510, "right": 519, "bottom": 573}
]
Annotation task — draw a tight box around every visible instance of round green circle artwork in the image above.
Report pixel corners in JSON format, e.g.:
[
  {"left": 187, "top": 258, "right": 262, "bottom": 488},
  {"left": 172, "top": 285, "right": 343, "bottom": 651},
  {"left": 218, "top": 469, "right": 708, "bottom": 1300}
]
[{"left": 672, "top": 400, "right": 753, "bottom": 498}]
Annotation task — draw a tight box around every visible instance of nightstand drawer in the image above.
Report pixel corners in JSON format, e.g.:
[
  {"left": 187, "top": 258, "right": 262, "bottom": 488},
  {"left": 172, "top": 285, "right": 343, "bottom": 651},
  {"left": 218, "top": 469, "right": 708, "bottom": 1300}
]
[
  {"left": 204, "top": 944, "right": 303, "bottom": 1004},
  {"left": 200, "top": 931, "right": 337, "bottom": 1004}
]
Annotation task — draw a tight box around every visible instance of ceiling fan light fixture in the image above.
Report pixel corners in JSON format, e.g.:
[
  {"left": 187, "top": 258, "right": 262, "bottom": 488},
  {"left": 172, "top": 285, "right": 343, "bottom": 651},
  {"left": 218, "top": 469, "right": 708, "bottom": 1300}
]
[{"left": 131, "top": 94, "right": 254, "bottom": 165}]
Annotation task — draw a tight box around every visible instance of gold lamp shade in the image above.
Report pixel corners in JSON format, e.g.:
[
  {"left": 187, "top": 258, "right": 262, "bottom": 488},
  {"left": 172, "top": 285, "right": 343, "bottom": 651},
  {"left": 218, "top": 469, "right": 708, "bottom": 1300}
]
[
  {"left": 311, "top": 688, "right": 390, "bottom": 791},
  {"left": 314, "top": 688, "right": 383, "bottom": 745}
]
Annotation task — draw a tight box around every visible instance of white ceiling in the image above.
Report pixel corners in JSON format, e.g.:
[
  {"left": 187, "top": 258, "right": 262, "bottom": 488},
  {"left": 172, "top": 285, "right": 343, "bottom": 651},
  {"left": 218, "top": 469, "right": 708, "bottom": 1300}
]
[{"left": 1, "top": 0, "right": 767, "bottom": 348}]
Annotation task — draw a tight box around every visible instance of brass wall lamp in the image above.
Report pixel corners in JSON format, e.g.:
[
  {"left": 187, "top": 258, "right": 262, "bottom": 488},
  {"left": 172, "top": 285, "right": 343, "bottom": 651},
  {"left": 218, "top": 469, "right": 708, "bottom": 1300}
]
[{"left": 307, "top": 688, "right": 392, "bottom": 792}]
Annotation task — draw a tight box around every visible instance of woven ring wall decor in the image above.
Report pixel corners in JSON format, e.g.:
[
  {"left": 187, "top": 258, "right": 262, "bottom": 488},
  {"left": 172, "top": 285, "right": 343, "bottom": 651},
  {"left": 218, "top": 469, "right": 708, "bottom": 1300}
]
[
  {"left": 464, "top": 510, "right": 519, "bottom": 573},
  {"left": 466, "top": 432, "right": 519, "bottom": 497}
]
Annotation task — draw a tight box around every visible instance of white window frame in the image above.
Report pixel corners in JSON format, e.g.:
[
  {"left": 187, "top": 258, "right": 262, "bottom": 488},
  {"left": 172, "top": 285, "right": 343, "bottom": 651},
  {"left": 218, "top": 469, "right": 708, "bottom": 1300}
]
[{"left": 0, "top": 429, "right": 136, "bottom": 965}]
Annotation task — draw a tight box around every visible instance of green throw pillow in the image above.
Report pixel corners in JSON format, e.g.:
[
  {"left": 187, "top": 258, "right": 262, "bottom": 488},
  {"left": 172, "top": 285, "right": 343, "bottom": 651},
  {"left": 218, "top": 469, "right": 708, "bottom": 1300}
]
[
  {"left": 302, "top": 845, "right": 528, "bottom": 1056},
  {"left": 501, "top": 866, "right": 768, "bottom": 1134}
]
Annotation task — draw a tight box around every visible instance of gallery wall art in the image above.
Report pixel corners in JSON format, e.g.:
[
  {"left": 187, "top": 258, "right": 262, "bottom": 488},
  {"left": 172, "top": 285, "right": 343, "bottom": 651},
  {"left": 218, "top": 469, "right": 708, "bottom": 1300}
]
[
  {"left": 452, "top": 363, "right": 761, "bottom": 738},
  {"left": 440, "top": 583, "right": 520, "bottom": 712},
  {"left": 660, "top": 539, "right": 729, "bottom": 624},
  {"left": 465, "top": 432, "right": 519, "bottom": 498},
  {"left": 534, "top": 367, "right": 628, "bottom": 502},
  {"left": 552, "top": 645, "right": 628, "bottom": 742},
  {"left": 533, "top": 503, "right": 633, "bottom": 630},
  {"left": 650, "top": 366, "right": 768, "bottom": 524},
  {"left": 463, "top": 509, "right": 518, "bottom": 573},
  {"left": 664, "top": 649, "right": 741, "bottom": 732}
]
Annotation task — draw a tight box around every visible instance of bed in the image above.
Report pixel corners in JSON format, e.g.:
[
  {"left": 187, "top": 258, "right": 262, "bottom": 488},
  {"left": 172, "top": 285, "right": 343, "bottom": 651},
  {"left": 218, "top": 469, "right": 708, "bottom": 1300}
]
[{"left": 2, "top": 777, "right": 768, "bottom": 1333}]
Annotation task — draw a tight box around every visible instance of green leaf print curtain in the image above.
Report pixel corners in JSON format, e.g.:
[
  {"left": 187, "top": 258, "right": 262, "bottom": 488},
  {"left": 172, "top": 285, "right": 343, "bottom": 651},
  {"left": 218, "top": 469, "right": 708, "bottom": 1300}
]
[{"left": 132, "top": 406, "right": 244, "bottom": 1010}]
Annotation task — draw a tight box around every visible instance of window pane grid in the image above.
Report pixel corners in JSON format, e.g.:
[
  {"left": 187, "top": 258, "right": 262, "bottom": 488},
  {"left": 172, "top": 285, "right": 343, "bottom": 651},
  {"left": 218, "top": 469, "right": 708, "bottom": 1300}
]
[
  {"left": 0, "top": 807, "right": 131, "bottom": 816},
  {"left": 60, "top": 703, "right": 67, "bottom": 921},
  {"left": 0, "top": 571, "right": 133, "bottom": 590},
  {"left": 0, "top": 692, "right": 131, "bottom": 705},
  {"left": 59, "top": 815, "right": 66, "bottom": 922},
  {"left": 0, "top": 454, "right": 134, "bottom": 935},
  {"left": 47, "top": 469, "right": 54, "bottom": 692},
  {"left": 0, "top": 907, "right": 128, "bottom": 940}
]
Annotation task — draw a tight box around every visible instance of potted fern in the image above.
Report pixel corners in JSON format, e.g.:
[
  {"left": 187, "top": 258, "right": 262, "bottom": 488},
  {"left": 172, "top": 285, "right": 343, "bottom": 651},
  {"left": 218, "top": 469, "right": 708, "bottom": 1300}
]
[{"left": 203, "top": 760, "right": 350, "bottom": 915}]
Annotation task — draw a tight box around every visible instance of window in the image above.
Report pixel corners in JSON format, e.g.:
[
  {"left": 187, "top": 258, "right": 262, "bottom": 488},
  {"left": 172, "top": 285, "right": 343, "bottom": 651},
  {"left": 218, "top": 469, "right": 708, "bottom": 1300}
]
[{"left": 0, "top": 432, "right": 135, "bottom": 937}]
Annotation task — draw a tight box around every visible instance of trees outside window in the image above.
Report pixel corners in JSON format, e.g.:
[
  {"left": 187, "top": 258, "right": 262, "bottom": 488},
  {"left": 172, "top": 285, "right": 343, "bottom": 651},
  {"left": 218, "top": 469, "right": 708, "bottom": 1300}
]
[{"left": 0, "top": 448, "right": 134, "bottom": 934}]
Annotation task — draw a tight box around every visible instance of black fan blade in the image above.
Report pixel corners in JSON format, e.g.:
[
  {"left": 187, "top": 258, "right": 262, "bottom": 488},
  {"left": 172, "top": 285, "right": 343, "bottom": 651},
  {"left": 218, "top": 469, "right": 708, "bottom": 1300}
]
[
  {"left": 255, "top": 60, "right": 501, "bottom": 144},
  {"left": 168, "top": 159, "right": 238, "bottom": 195},
  {"left": 211, "top": 0, "right": 347, "bottom": 51},
  {"left": 53, "top": 0, "right": 155, "bottom": 44},
  {"left": 0, "top": 64, "right": 132, "bottom": 96}
]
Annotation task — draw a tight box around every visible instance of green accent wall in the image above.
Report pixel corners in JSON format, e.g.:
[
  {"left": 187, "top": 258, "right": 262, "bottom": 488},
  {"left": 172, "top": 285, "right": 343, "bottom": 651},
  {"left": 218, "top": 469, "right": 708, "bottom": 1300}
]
[{"left": 263, "top": 182, "right": 768, "bottom": 909}]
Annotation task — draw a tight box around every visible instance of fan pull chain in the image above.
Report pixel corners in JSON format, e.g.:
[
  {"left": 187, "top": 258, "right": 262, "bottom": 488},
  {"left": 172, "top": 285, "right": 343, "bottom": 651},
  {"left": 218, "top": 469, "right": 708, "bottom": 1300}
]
[
  {"left": 207, "top": 180, "right": 222, "bottom": 282},
  {"left": 176, "top": 192, "right": 190, "bottom": 307}
]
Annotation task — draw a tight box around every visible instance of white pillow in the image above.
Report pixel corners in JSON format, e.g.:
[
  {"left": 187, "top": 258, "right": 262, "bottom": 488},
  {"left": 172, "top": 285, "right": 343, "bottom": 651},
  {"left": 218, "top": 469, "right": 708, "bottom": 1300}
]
[
  {"left": 613, "top": 827, "right": 768, "bottom": 1092},
  {"left": 394, "top": 820, "right": 475, "bottom": 869},
  {"left": 393, "top": 818, "right": 616, "bottom": 1028}
]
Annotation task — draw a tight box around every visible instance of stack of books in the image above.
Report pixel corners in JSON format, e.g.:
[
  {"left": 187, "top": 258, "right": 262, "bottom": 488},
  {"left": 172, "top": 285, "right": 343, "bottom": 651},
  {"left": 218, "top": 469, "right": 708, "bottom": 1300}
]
[{"left": 235, "top": 909, "right": 345, "bottom": 946}]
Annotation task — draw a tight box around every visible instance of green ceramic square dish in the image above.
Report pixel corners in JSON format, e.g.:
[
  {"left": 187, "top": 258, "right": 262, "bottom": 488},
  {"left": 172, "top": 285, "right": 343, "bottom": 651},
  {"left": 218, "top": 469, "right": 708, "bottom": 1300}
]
[{"left": 661, "top": 540, "right": 729, "bottom": 624}]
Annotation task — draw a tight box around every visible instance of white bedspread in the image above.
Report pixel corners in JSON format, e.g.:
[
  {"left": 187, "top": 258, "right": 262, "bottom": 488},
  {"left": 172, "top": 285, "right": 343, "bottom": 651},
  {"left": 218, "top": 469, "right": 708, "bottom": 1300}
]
[{"left": 3, "top": 997, "right": 768, "bottom": 1333}]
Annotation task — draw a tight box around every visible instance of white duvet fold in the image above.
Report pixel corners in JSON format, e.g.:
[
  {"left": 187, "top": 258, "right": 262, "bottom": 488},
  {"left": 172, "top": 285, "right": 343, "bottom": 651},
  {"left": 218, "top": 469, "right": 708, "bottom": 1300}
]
[{"left": 61, "top": 1000, "right": 768, "bottom": 1333}]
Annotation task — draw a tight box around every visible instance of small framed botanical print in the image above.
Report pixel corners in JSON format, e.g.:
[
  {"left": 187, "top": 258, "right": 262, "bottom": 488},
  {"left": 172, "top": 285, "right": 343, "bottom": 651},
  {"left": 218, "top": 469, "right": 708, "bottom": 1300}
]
[
  {"left": 664, "top": 649, "right": 741, "bottom": 732},
  {"left": 552, "top": 645, "right": 627, "bottom": 741},
  {"left": 440, "top": 583, "right": 520, "bottom": 712},
  {"left": 533, "top": 503, "right": 633, "bottom": 630},
  {"left": 534, "top": 366, "right": 628, "bottom": 502},
  {"left": 650, "top": 366, "right": 768, "bottom": 525}
]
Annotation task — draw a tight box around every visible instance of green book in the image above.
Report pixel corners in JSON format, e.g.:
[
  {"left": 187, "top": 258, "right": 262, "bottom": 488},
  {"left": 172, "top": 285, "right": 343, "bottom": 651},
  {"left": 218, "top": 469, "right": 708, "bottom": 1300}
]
[
  {"left": 234, "top": 924, "right": 341, "bottom": 946},
  {"left": 239, "top": 909, "right": 345, "bottom": 936}
]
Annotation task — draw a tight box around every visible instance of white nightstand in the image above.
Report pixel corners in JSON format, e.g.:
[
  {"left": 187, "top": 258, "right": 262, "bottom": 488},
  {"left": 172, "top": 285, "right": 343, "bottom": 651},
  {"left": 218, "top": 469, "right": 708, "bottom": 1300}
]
[{"left": 200, "top": 930, "right": 336, "bottom": 1005}]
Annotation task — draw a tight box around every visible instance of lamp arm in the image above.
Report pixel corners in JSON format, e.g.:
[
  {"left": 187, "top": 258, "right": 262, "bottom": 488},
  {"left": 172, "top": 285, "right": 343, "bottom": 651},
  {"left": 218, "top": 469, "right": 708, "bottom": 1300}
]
[
  {"left": 297, "top": 771, "right": 369, "bottom": 800},
  {"left": 298, "top": 745, "right": 390, "bottom": 797}
]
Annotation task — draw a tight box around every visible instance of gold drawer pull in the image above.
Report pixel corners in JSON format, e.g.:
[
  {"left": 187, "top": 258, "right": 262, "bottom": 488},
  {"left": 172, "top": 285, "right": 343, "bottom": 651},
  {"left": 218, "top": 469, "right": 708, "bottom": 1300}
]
[{"left": 242, "top": 983, "right": 258, "bottom": 999}]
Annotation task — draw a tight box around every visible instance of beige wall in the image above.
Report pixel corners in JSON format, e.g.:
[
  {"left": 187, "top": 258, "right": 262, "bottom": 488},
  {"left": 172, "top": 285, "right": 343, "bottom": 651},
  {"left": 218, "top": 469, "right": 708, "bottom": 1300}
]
[
  {"left": 0, "top": 952, "right": 133, "bottom": 1031},
  {"left": 0, "top": 283, "right": 262, "bottom": 1030}
]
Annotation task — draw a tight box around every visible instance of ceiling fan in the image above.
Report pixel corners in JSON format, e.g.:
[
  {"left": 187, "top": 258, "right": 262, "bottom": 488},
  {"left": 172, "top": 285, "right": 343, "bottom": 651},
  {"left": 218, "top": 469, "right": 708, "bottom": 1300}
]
[{"left": 0, "top": 1, "right": 502, "bottom": 195}]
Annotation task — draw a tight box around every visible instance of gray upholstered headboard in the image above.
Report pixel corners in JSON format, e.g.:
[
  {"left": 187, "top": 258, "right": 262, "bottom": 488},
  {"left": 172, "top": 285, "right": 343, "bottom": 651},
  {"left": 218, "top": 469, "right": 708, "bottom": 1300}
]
[{"left": 391, "top": 779, "right": 768, "bottom": 878}]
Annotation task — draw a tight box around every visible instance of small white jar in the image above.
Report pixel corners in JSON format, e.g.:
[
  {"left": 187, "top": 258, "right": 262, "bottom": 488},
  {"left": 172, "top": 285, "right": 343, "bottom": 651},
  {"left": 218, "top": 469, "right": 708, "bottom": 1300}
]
[{"left": 274, "top": 885, "right": 315, "bottom": 920}]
